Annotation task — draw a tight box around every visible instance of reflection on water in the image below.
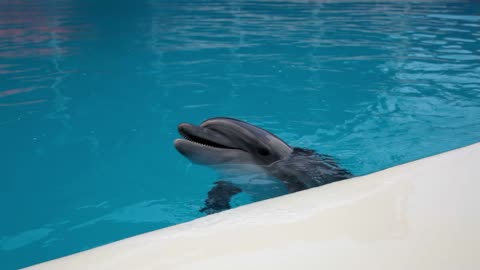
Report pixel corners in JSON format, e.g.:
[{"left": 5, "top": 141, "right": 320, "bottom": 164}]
[
  {"left": 0, "top": 0, "right": 479, "bottom": 269},
  {"left": 0, "top": 228, "right": 53, "bottom": 251}
]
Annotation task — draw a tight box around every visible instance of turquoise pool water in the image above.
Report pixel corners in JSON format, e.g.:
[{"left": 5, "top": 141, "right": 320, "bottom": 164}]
[{"left": 1, "top": 0, "right": 479, "bottom": 268}]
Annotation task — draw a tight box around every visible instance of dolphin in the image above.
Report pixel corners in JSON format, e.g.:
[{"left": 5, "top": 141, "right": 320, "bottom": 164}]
[{"left": 174, "top": 117, "right": 352, "bottom": 214}]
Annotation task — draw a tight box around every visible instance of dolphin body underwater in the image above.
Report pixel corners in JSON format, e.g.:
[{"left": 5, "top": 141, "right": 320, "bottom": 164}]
[{"left": 174, "top": 117, "right": 353, "bottom": 214}]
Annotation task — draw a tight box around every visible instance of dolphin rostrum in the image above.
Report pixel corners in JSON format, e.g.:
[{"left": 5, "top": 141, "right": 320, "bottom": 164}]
[{"left": 174, "top": 117, "right": 352, "bottom": 214}]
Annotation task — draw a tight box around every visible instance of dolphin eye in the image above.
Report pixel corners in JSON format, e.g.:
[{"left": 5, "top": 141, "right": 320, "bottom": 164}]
[{"left": 257, "top": 148, "right": 270, "bottom": 156}]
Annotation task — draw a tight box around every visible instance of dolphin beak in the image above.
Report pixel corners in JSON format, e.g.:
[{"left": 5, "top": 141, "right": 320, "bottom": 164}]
[
  {"left": 176, "top": 123, "right": 238, "bottom": 150},
  {"left": 173, "top": 123, "right": 247, "bottom": 165}
]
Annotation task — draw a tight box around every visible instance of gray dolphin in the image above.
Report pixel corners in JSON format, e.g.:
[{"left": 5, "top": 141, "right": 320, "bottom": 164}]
[{"left": 174, "top": 117, "right": 352, "bottom": 214}]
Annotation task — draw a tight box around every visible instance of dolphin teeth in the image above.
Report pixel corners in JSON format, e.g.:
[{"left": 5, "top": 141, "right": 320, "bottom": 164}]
[
  {"left": 178, "top": 128, "right": 240, "bottom": 150},
  {"left": 181, "top": 133, "right": 215, "bottom": 148},
  {"left": 181, "top": 133, "right": 237, "bottom": 150}
]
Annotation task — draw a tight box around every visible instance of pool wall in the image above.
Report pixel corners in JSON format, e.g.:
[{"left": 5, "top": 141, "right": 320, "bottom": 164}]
[{"left": 24, "top": 142, "right": 480, "bottom": 270}]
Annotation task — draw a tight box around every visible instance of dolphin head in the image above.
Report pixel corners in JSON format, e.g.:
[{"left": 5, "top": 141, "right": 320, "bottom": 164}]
[{"left": 174, "top": 117, "right": 293, "bottom": 169}]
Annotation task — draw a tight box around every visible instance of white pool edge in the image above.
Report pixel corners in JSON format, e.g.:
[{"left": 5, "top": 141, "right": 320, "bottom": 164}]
[{"left": 25, "top": 142, "right": 480, "bottom": 270}]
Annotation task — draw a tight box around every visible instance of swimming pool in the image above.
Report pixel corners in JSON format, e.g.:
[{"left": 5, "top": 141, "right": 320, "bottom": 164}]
[{"left": 1, "top": 0, "right": 479, "bottom": 269}]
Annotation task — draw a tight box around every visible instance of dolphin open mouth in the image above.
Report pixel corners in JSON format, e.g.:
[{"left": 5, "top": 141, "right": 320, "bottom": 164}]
[
  {"left": 177, "top": 124, "right": 240, "bottom": 150},
  {"left": 174, "top": 118, "right": 294, "bottom": 166}
]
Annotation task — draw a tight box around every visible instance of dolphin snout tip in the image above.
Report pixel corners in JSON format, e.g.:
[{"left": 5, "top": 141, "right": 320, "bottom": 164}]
[
  {"left": 173, "top": 138, "right": 182, "bottom": 146},
  {"left": 173, "top": 138, "right": 187, "bottom": 154},
  {"left": 177, "top": 123, "right": 187, "bottom": 132}
]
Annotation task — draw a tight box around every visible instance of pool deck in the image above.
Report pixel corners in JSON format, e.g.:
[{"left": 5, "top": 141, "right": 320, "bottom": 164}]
[{"left": 25, "top": 142, "right": 480, "bottom": 270}]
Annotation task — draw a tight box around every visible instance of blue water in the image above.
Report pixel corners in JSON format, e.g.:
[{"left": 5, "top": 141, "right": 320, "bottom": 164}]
[{"left": 1, "top": 0, "right": 479, "bottom": 268}]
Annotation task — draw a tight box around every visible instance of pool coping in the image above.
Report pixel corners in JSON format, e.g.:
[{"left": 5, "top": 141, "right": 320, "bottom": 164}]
[{"left": 24, "top": 142, "right": 480, "bottom": 270}]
